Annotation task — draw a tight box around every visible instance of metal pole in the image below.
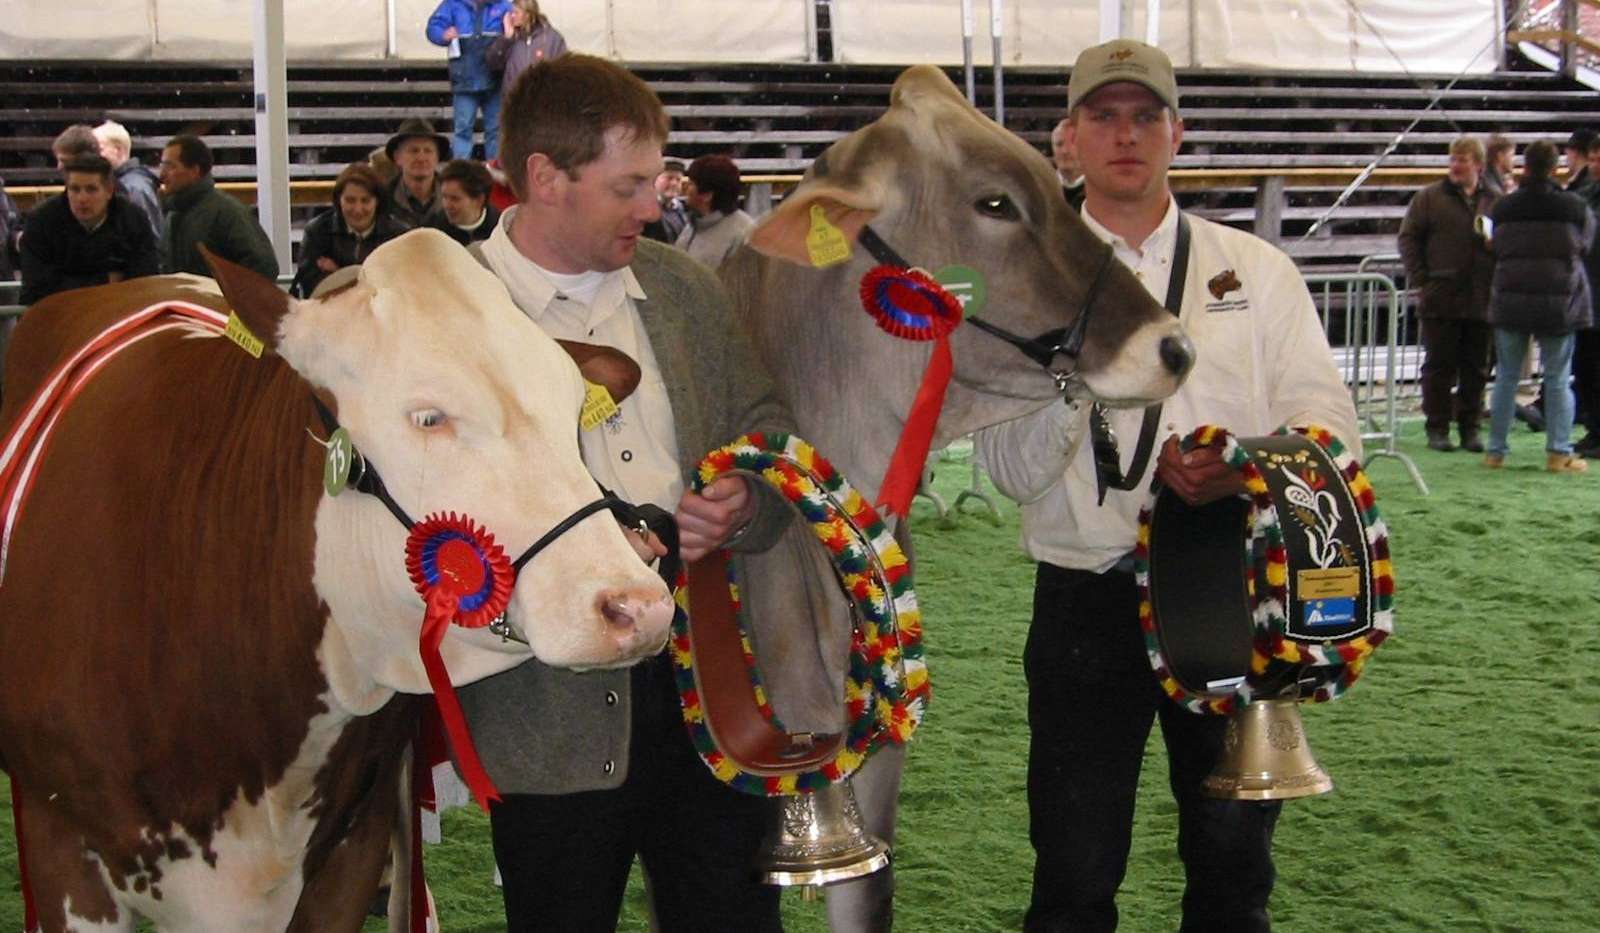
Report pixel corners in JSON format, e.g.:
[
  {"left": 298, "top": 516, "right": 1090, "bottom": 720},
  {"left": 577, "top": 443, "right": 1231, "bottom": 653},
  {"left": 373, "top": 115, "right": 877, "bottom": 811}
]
[
  {"left": 1098, "top": 0, "right": 1121, "bottom": 41},
  {"left": 1144, "top": 0, "right": 1160, "bottom": 44},
  {"left": 990, "top": 0, "right": 1004, "bottom": 126},
  {"left": 804, "top": 0, "right": 819, "bottom": 63},
  {"left": 386, "top": 0, "right": 398, "bottom": 58},
  {"left": 962, "top": 0, "right": 976, "bottom": 104},
  {"left": 252, "top": 0, "right": 291, "bottom": 274}
]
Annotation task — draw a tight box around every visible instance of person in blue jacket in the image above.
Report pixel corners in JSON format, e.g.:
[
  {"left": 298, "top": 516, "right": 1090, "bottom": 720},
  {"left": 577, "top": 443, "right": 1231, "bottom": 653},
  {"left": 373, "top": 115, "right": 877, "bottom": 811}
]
[{"left": 426, "top": 0, "right": 513, "bottom": 160}]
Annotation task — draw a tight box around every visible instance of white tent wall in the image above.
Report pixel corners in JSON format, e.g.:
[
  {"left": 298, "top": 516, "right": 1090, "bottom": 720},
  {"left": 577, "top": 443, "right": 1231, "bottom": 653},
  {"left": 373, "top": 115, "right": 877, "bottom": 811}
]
[
  {"left": 830, "top": 0, "right": 1497, "bottom": 72},
  {"left": 0, "top": 0, "right": 806, "bottom": 62}
]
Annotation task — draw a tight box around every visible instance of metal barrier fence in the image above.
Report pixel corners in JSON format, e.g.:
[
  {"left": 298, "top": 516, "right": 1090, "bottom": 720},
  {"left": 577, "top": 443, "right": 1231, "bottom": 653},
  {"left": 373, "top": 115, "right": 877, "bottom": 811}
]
[{"left": 1304, "top": 268, "right": 1429, "bottom": 495}]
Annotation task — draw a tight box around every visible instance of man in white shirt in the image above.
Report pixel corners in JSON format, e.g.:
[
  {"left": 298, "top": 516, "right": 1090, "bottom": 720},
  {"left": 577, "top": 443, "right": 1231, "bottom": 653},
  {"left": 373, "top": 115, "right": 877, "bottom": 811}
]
[
  {"left": 976, "top": 40, "right": 1358, "bottom": 933},
  {"left": 456, "top": 54, "right": 792, "bottom": 931}
]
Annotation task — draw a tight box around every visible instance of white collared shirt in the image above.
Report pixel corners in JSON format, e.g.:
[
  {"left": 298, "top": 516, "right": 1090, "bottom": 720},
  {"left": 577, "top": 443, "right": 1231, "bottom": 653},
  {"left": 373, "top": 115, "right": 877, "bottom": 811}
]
[
  {"left": 976, "top": 197, "right": 1359, "bottom": 572},
  {"left": 481, "top": 207, "right": 685, "bottom": 512}
]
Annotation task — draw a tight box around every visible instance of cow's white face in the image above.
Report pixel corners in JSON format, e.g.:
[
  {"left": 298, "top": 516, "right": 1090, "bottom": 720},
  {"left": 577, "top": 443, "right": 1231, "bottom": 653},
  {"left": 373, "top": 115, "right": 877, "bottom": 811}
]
[
  {"left": 744, "top": 65, "right": 1192, "bottom": 415},
  {"left": 276, "top": 230, "right": 673, "bottom": 700}
]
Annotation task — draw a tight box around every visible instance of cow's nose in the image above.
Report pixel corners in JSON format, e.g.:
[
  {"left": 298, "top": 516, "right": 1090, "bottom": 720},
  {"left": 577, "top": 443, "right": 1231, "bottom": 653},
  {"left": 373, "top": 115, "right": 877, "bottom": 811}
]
[
  {"left": 1159, "top": 332, "right": 1196, "bottom": 378},
  {"left": 600, "top": 591, "right": 674, "bottom": 637}
]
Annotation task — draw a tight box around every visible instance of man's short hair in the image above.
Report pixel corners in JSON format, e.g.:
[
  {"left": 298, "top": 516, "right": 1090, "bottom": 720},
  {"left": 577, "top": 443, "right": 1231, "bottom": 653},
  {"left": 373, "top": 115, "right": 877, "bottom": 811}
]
[
  {"left": 440, "top": 158, "right": 493, "bottom": 200},
  {"left": 62, "top": 154, "right": 113, "bottom": 183},
  {"left": 1523, "top": 139, "right": 1558, "bottom": 182},
  {"left": 93, "top": 120, "right": 133, "bottom": 158},
  {"left": 166, "top": 134, "right": 214, "bottom": 175},
  {"left": 1566, "top": 128, "right": 1597, "bottom": 152},
  {"left": 1485, "top": 133, "right": 1514, "bottom": 162},
  {"left": 687, "top": 154, "right": 743, "bottom": 214},
  {"left": 1449, "top": 136, "right": 1485, "bottom": 164},
  {"left": 662, "top": 158, "right": 686, "bottom": 175},
  {"left": 53, "top": 124, "right": 100, "bottom": 160},
  {"left": 499, "top": 54, "right": 669, "bottom": 198}
]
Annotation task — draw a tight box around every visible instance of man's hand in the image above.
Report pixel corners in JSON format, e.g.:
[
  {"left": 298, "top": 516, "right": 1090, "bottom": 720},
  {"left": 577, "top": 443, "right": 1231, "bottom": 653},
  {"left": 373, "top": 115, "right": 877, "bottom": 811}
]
[
  {"left": 1154, "top": 435, "right": 1247, "bottom": 506},
  {"left": 675, "top": 476, "right": 758, "bottom": 562},
  {"left": 442, "top": 26, "right": 459, "bottom": 41},
  {"left": 316, "top": 256, "right": 339, "bottom": 274}
]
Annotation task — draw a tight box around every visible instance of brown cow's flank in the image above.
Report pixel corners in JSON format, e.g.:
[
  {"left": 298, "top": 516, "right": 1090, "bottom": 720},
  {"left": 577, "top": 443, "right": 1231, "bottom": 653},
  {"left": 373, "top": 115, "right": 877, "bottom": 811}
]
[{"left": 0, "top": 276, "right": 396, "bottom": 926}]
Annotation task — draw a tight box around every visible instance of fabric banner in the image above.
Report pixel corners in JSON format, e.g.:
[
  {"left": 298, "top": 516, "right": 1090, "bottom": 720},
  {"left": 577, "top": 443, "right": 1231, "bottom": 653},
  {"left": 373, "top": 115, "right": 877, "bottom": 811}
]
[
  {"left": 830, "top": 0, "right": 1497, "bottom": 72},
  {"left": 2, "top": 0, "right": 805, "bottom": 63}
]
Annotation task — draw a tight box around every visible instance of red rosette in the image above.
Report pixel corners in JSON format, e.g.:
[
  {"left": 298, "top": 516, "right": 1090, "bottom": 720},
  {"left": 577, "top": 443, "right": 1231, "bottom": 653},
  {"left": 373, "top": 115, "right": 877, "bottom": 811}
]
[
  {"left": 858, "top": 265, "right": 963, "bottom": 342},
  {"left": 403, "top": 511, "right": 516, "bottom": 812}
]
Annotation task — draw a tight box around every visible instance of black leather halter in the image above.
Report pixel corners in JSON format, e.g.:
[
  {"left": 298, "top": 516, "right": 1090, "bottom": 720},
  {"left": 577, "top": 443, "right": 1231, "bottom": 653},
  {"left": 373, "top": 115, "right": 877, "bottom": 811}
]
[
  {"left": 854, "top": 224, "right": 1117, "bottom": 393},
  {"left": 308, "top": 394, "right": 660, "bottom": 577}
]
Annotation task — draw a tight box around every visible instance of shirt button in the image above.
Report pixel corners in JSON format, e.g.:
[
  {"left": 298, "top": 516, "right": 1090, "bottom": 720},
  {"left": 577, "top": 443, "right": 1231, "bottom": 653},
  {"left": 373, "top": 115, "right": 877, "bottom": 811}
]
[
  {"left": 602, "top": 759, "right": 615, "bottom": 775},
  {"left": 605, "top": 690, "right": 618, "bottom": 706},
  {"left": 621, "top": 450, "right": 633, "bottom": 462}
]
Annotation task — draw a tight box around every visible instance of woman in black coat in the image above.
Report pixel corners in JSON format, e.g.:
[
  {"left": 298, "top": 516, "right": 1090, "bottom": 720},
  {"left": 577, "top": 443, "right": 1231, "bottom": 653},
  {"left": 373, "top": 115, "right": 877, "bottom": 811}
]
[
  {"left": 291, "top": 162, "right": 409, "bottom": 298},
  {"left": 1485, "top": 139, "right": 1595, "bottom": 472}
]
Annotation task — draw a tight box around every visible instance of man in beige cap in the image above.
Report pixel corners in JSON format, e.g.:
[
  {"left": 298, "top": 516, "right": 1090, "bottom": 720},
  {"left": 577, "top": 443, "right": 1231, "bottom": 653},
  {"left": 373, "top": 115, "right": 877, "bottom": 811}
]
[{"left": 977, "top": 38, "right": 1357, "bottom": 932}]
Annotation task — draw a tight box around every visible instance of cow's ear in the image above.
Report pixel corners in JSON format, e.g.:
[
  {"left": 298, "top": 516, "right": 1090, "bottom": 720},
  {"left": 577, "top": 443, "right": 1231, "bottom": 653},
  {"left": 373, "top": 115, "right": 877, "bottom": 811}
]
[
  {"left": 201, "top": 243, "right": 288, "bottom": 352},
  {"left": 747, "top": 184, "right": 880, "bottom": 268},
  {"left": 558, "top": 340, "right": 642, "bottom": 404}
]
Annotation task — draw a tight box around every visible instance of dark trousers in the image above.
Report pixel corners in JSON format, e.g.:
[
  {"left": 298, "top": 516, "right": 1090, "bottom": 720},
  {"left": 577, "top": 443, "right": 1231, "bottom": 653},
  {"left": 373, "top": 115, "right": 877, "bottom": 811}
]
[
  {"left": 1023, "top": 563, "right": 1281, "bottom": 933},
  {"left": 1573, "top": 328, "right": 1600, "bottom": 435},
  {"left": 1420, "top": 317, "right": 1491, "bottom": 436},
  {"left": 488, "top": 652, "right": 781, "bottom": 933}
]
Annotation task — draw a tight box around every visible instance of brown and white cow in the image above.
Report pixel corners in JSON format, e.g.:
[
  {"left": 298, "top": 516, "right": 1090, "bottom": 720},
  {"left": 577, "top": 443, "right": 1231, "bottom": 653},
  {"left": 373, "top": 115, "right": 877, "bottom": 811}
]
[
  {"left": 719, "top": 67, "right": 1194, "bottom": 930},
  {"left": 0, "top": 230, "right": 673, "bottom": 931}
]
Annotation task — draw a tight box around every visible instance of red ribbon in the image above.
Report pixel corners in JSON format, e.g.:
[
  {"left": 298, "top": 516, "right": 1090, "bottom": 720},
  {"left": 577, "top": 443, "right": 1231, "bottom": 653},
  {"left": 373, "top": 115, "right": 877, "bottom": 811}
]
[
  {"left": 417, "top": 587, "right": 502, "bottom": 812},
  {"left": 876, "top": 335, "right": 953, "bottom": 517}
]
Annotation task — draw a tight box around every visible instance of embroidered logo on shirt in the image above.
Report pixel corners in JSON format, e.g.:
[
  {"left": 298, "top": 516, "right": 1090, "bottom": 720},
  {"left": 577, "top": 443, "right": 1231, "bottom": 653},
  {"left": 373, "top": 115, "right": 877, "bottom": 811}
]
[{"left": 1207, "top": 269, "right": 1242, "bottom": 299}]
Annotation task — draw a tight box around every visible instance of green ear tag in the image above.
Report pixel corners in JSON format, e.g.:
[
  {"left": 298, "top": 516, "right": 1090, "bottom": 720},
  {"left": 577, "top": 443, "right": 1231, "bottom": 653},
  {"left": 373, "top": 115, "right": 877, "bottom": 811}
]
[
  {"left": 933, "top": 264, "right": 987, "bottom": 317},
  {"left": 324, "top": 427, "right": 354, "bottom": 496}
]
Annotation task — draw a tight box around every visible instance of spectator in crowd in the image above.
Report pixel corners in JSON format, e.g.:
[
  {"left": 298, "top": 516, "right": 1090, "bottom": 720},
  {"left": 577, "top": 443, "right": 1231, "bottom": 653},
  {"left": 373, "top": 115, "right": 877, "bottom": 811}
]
[
  {"left": 423, "top": 158, "right": 500, "bottom": 246},
  {"left": 366, "top": 146, "right": 400, "bottom": 187},
  {"left": 1571, "top": 136, "right": 1600, "bottom": 456},
  {"left": 291, "top": 163, "right": 408, "bottom": 298},
  {"left": 975, "top": 39, "right": 1357, "bottom": 933},
  {"left": 1051, "top": 116, "right": 1085, "bottom": 209},
  {"left": 490, "top": 0, "right": 568, "bottom": 92},
  {"left": 158, "top": 134, "right": 278, "bottom": 280},
  {"left": 92, "top": 120, "right": 164, "bottom": 242},
  {"left": 0, "top": 178, "right": 21, "bottom": 281},
  {"left": 1398, "top": 136, "right": 1497, "bottom": 452},
  {"left": 459, "top": 53, "right": 791, "bottom": 933},
  {"left": 1484, "top": 133, "right": 1516, "bottom": 198},
  {"left": 19, "top": 155, "right": 159, "bottom": 306},
  {"left": 52, "top": 125, "right": 100, "bottom": 170},
  {"left": 1564, "top": 129, "right": 1595, "bottom": 193},
  {"left": 674, "top": 154, "right": 755, "bottom": 269},
  {"left": 386, "top": 118, "right": 450, "bottom": 228},
  {"left": 1484, "top": 140, "right": 1593, "bottom": 474},
  {"left": 427, "top": 0, "right": 511, "bottom": 160},
  {"left": 642, "top": 158, "right": 688, "bottom": 244}
]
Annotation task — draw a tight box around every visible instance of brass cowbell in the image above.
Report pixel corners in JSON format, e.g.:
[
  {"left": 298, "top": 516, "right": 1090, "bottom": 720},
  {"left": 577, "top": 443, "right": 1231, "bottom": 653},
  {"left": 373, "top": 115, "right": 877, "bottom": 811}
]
[
  {"left": 755, "top": 777, "right": 891, "bottom": 896},
  {"left": 1202, "top": 696, "right": 1334, "bottom": 800}
]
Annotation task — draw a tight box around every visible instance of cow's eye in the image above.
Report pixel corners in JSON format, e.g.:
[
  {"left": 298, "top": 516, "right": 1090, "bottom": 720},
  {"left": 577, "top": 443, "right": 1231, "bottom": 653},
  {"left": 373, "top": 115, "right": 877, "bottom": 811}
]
[
  {"left": 410, "top": 408, "right": 447, "bottom": 430},
  {"left": 975, "top": 193, "right": 1020, "bottom": 221}
]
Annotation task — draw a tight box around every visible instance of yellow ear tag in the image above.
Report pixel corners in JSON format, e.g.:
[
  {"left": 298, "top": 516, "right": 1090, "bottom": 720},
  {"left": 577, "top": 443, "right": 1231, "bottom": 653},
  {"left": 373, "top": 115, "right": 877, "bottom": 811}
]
[
  {"left": 580, "top": 380, "right": 620, "bottom": 431},
  {"left": 224, "top": 311, "right": 264, "bottom": 359},
  {"left": 805, "top": 204, "right": 853, "bottom": 269}
]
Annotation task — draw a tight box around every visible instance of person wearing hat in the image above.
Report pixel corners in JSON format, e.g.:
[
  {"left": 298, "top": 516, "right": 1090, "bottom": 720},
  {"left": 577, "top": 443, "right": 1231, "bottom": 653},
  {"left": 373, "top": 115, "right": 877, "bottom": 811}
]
[
  {"left": 385, "top": 118, "right": 451, "bottom": 229},
  {"left": 1564, "top": 128, "right": 1596, "bottom": 193},
  {"left": 673, "top": 154, "right": 755, "bottom": 270},
  {"left": 976, "top": 39, "right": 1357, "bottom": 933}
]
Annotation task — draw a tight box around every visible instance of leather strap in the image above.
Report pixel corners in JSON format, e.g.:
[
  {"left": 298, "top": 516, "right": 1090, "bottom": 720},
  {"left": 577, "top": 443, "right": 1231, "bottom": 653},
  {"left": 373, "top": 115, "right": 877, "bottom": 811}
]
[
  {"left": 1093, "top": 212, "right": 1191, "bottom": 504},
  {"left": 685, "top": 553, "right": 842, "bottom": 775}
]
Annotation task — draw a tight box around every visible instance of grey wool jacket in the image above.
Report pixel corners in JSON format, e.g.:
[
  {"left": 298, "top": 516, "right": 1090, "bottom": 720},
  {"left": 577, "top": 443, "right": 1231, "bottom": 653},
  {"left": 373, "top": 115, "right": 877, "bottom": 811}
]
[{"left": 457, "top": 235, "right": 795, "bottom": 794}]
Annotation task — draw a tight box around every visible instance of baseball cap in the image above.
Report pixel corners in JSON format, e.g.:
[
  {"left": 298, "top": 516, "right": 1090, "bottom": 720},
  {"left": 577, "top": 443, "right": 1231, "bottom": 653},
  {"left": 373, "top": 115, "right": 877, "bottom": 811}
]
[{"left": 1067, "top": 39, "right": 1180, "bottom": 114}]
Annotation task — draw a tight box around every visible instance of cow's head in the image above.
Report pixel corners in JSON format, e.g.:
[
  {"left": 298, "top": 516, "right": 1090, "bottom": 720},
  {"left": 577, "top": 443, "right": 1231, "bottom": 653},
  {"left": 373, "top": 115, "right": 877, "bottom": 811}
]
[
  {"left": 744, "top": 65, "right": 1192, "bottom": 420},
  {"left": 205, "top": 231, "right": 673, "bottom": 700}
]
